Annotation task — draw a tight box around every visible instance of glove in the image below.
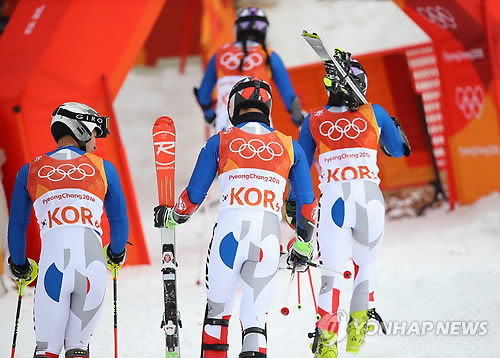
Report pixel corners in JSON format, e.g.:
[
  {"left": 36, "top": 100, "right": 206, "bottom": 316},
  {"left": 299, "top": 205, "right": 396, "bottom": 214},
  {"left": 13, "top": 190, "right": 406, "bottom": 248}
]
[
  {"left": 203, "top": 108, "right": 216, "bottom": 125},
  {"left": 154, "top": 205, "right": 180, "bottom": 229},
  {"left": 104, "top": 244, "right": 127, "bottom": 271},
  {"left": 379, "top": 141, "right": 392, "bottom": 157},
  {"left": 285, "top": 198, "right": 297, "bottom": 230},
  {"left": 290, "top": 96, "right": 305, "bottom": 127},
  {"left": 391, "top": 117, "right": 411, "bottom": 157},
  {"left": 8, "top": 257, "right": 38, "bottom": 287},
  {"left": 286, "top": 237, "right": 313, "bottom": 273},
  {"left": 292, "top": 111, "right": 305, "bottom": 127},
  {"left": 194, "top": 87, "right": 216, "bottom": 125}
]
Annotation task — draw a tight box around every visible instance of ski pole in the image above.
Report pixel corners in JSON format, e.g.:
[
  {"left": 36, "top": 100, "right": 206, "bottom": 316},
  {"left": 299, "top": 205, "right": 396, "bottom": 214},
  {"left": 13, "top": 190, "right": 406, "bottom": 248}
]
[
  {"left": 307, "top": 268, "right": 318, "bottom": 315},
  {"left": 279, "top": 252, "right": 352, "bottom": 279},
  {"left": 305, "top": 261, "right": 352, "bottom": 279},
  {"left": 11, "top": 281, "right": 27, "bottom": 358},
  {"left": 297, "top": 271, "right": 302, "bottom": 310},
  {"left": 112, "top": 267, "right": 119, "bottom": 358},
  {"left": 281, "top": 261, "right": 296, "bottom": 316}
]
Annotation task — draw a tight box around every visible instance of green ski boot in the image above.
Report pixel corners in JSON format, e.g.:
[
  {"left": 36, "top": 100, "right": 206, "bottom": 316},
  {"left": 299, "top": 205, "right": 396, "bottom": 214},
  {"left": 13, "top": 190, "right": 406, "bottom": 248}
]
[
  {"left": 310, "top": 327, "right": 338, "bottom": 358},
  {"left": 346, "top": 308, "right": 386, "bottom": 354}
]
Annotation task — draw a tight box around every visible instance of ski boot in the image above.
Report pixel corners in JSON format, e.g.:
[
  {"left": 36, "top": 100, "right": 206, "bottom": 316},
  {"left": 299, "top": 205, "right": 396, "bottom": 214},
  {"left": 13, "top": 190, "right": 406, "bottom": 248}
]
[
  {"left": 65, "top": 348, "right": 89, "bottom": 357},
  {"left": 346, "top": 308, "right": 386, "bottom": 354},
  {"left": 309, "top": 327, "right": 338, "bottom": 358}
]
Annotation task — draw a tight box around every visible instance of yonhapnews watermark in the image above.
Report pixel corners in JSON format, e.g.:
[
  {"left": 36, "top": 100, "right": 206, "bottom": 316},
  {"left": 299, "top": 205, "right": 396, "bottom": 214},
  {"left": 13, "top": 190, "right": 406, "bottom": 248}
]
[{"left": 326, "top": 310, "right": 488, "bottom": 342}]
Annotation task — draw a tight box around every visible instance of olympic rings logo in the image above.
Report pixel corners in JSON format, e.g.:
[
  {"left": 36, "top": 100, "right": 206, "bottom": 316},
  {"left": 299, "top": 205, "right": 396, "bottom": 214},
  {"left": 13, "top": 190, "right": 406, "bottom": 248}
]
[
  {"left": 229, "top": 138, "right": 283, "bottom": 161},
  {"left": 416, "top": 6, "right": 457, "bottom": 30},
  {"left": 319, "top": 118, "right": 367, "bottom": 141},
  {"left": 220, "top": 51, "right": 263, "bottom": 71},
  {"left": 455, "top": 85, "right": 485, "bottom": 120},
  {"left": 38, "top": 163, "right": 95, "bottom": 181}
]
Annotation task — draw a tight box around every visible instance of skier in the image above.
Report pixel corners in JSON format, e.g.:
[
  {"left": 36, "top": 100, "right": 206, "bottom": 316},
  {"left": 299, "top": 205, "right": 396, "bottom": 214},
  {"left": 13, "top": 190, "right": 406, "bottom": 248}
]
[
  {"left": 292, "top": 52, "right": 411, "bottom": 358},
  {"left": 7, "top": 102, "right": 129, "bottom": 358},
  {"left": 154, "top": 77, "right": 317, "bottom": 358},
  {"left": 194, "top": 6, "right": 305, "bottom": 132}
]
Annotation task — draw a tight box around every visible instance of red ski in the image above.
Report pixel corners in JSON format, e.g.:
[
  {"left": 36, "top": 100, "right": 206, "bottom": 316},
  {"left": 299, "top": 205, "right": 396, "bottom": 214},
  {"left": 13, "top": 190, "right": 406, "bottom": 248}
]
[{"left": 152, "top": 116, "right": 181, "bottom": 357}]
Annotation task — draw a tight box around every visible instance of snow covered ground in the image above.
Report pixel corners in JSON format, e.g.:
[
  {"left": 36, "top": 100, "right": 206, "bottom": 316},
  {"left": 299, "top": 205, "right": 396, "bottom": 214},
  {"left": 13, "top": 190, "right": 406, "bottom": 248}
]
[{"left": 1, "top": 1, "right": 500, "bottom": 358}]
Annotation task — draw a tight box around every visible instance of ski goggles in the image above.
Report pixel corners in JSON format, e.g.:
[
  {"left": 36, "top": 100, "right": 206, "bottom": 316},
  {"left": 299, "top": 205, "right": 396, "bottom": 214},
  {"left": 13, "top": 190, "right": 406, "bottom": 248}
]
[
  {"left": 53, "top": 107, "right": 110, "bottom": 138},
  {"left": 237, "top": 19, "right": 268, "bottom": 31}
]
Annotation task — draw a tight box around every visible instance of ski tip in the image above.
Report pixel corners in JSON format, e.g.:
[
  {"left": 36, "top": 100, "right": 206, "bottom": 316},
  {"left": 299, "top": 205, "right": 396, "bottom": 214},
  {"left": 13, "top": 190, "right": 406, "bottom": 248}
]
[
  {"left": 302, "top": 30, "right": 319, "bottom": 39},
  {"left": 154, "top": 116, "right": 174, "bottom": 126}
]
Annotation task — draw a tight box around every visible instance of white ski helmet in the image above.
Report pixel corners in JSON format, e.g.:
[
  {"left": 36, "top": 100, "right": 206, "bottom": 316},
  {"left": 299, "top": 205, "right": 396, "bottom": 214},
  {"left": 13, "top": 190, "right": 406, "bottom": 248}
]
[{"left": 51, "top": 102, "right": 109, "bottom": 149}]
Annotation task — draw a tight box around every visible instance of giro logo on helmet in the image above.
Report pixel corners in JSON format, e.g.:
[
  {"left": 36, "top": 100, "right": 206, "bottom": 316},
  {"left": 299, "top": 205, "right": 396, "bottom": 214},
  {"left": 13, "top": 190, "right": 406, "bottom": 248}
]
[
  {"left": 220, "top": 51, "right": 263, "bottom": 71},
  {"left": 229, "top": 138, "right": 283, "bottom": 161},
  {"left": 416, "top": 5, "right": 457, "bottom": 30},
  {"left": 38, "top": 164, "right": 95, "bottom": 181},
  {"left": 320, "top": 118, "right": 368, "bottom": 141},
  {"left": 455, "top": 85, "right": 484, "bottom": 120},
  {"left": 153, "top": 131, "right": 175, "bottom": 166}
]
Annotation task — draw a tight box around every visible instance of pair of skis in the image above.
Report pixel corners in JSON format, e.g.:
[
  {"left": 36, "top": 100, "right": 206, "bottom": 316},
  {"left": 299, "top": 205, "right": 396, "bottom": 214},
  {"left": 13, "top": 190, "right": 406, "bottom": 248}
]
[
  {"left": 301, "top": 30, "right": 368, "bottom": 107},
  {"left": 153, "top": 117, "right": 181, "bottom": 357}
]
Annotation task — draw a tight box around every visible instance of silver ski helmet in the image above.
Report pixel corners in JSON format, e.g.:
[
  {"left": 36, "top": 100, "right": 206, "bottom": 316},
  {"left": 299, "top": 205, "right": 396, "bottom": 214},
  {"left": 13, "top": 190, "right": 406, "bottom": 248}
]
[
  {"left": 235, "top": 7, "right": 269, "bottom": 44},
  {"left": 51, "top": 102, "right": 110, "bottom": 150},
  {"left": 227, "top": 76, "right": 272, "bottom": 125}
]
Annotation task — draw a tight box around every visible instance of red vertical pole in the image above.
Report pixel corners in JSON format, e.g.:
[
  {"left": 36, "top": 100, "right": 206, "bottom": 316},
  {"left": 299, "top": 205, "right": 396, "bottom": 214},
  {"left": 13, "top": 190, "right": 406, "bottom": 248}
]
[
  {"left": 179, "top": 0, "right": 196, "bottom": 74},
  {"left": 482, "top": 0, "right": 500, "bottom": 133}
]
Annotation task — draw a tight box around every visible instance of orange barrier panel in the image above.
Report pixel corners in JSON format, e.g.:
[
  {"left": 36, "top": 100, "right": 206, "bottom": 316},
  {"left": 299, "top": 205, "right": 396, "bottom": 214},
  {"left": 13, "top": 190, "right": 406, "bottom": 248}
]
[
  {"left": 141, "top": 0, "right": 203, "bottom": 66},
  {"left": 396, "top": 0, "right": 500, "bottom": 205},
  {"left": 200, "top": 0, "right": 236, "bottom": 67},
  {"left": 0, "top": 0, "right": 166, "bottom": 265}
]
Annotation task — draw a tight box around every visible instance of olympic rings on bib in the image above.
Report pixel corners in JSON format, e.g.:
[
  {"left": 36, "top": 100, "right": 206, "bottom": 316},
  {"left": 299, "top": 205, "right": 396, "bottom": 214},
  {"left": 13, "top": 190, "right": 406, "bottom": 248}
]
[
  {"left": 319, "top": 118, "right": 368, "bottom": 141},
  {"left": 38, "top": 163, "right": 96, "bottom": 181},
  {"left": 220, "top": 51, "right": 263, "bottom": 71},
  {"left": 229, "top": 138, "right": 283, "bottom": 161}
]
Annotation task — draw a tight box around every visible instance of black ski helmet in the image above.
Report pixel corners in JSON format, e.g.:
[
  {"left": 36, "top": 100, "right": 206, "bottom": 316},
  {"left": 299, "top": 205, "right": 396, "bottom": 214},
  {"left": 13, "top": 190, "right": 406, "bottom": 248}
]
[
  {"left": 235, "top": 7, "right": 269, "bottom": 44},
  {"left": 227, "top": 76, "right": 272, "bottom": 125},
  {"left": 51, "top": 102, "right": 110, "bottom": 150},
  {"left": 324, "top": 51, "right": 368, "bottom": 110}
]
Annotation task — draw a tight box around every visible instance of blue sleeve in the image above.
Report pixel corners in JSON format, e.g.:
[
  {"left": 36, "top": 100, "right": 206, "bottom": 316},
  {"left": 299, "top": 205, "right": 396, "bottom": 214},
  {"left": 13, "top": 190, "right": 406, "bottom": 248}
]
[
  {"left": 7, "top": 164, "right": 32, "bottom": 266},
  {"left": 185, "top": 134, "right": 220, "bottom": 205},
  {"left": 270, "top": 52, "right": 297, "bottom": 111},
  {"left": 297, "top": 114, "right": 316, "bottom": 168},
  {"left": 103, "top": 160, "right": 129, "bottom": 255},
  {"left": 197, "top": 55, "right": 218, "bottom": 106},
  {"left": 289, "top": 140, "right": 315, "bottom": 228},
  {"left": 373, "top": 104, "right": 404, "bottom": 158}
]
